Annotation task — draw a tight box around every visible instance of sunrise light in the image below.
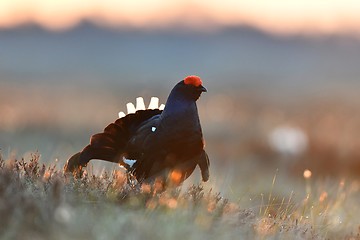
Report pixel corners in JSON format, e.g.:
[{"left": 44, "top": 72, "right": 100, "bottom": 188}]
[{"left": 1, "top": 0, "right": 360, "bottom": 35}]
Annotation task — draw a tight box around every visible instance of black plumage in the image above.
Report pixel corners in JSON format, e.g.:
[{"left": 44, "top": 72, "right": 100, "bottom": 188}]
[{"left": 65, "top": 76, "right": 209, "bottom": 184}]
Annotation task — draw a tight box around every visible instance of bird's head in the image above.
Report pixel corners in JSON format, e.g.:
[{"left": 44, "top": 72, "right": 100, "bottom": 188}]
[{"left": 173, "top": 75, "right": 207, "bottom": 101}]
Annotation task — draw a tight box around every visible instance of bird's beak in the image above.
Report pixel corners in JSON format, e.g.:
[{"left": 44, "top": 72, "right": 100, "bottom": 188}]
[{"left": 199, "top": 85, "right": 207, "bottom": 92}]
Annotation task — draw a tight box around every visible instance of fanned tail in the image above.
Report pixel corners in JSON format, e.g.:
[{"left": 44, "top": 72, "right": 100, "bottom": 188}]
[
  {"left": 64, "top": 109, "right": 162, "bottom": 173},
  {"left": 64, "top": 118, "right": 130, "bottom": 173}
]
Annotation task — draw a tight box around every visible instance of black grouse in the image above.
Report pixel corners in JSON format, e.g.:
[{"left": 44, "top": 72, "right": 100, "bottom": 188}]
[{"left": 64, "top": 75, "right": 210, "bottom": 185}]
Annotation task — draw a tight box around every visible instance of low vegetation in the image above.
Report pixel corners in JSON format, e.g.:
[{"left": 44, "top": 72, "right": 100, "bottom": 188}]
[{"left": 0, "top": 152, "right": 359, "bottom": 240}]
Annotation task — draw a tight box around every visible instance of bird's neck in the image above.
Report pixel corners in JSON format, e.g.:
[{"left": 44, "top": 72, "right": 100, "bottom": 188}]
[
  {"left": 160, "top": 94, "right": 201, "bottom": 131},
  {"left": 162, "top": 99, "right": 198, "bottom": 119}
]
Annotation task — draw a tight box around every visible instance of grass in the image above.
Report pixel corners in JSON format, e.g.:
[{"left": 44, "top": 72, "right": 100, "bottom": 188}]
[{"left": 0, "top": 152, "right": 359, "bottom": 240}]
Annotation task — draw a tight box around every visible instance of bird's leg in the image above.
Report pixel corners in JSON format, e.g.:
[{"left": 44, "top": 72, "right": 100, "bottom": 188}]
[{"left": 197, "top": 150, "right": 210, "bottom": 182}]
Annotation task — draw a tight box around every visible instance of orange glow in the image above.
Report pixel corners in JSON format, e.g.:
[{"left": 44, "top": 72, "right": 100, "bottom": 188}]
[
  {"left": 141, "top": 183, "right": 152, "bottom": 194},
  {"left": 153, "top": 177, "right": 164, "bottom": 193},
  {"left": 303, "top": 169, "right": 312, "bottom": 179},
  {"left": 166, "top": 198, "right": 178, "bottom": 209},
  {"left": 319, "top": 191, "right": 328, "bottom": 202},
  {"left": 112, "top": 170, "right": 126, "bottom": 188},
  {"left": 255, "top": 218, "right": 276, "bottom": 236},
  {"left": 1, "top": 0, "right": 360, "bottom": 35},
  {"left": 170, "top": 170, "right": 182, "bottom": 184},
  {"left": 43, "top": 170, "right": 51, "bottom": 181}
]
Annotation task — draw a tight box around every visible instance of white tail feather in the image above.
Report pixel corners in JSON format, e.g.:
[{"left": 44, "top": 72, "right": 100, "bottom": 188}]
[
  {"left": 136, "top": 97, "right": 146, "bottom": 110},
  {"left": 119, "top": 97, "right": 165, "bottom": 117},
  {"left": 148, "top": 97, "right": 159, "bottom": 109},
  {"left": 118, "top": 111, "right": 126, "bottom": 118},
  {"left": 126, "top": 103, "right": 136, "bottom": 114}
]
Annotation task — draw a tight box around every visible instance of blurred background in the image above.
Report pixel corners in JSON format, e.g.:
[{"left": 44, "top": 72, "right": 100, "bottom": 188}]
[{"left": 1, "top": 0, "right": 360, "bottom": 185}]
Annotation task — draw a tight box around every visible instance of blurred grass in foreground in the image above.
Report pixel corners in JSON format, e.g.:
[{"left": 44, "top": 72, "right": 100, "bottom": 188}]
[{"left": 0, "top": 152, "right": 359, "bottom": 240}]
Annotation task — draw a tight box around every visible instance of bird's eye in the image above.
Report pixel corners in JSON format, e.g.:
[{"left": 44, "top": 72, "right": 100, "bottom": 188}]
[{"left": 151, "top": 127, "right": 157, "bottom": 132}]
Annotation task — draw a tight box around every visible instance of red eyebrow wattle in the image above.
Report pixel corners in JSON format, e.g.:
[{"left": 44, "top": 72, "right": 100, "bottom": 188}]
[{"left": 184, "top": 75, "right": 202, "bottom": 87}]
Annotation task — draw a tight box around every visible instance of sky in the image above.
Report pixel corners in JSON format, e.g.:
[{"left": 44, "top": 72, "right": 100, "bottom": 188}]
[{"left": 1, "top": 0, "right": 360, "bottom": 36}]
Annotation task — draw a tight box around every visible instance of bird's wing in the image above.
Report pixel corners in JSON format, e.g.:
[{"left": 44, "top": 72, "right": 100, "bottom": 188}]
[{"left": 125, "top": 113, "right": 162, "bottom": 158}]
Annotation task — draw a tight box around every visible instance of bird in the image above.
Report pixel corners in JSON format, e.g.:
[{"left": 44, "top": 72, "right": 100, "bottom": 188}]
[{"left": 64, "top": 75, "right": 210, "bottom": 185}]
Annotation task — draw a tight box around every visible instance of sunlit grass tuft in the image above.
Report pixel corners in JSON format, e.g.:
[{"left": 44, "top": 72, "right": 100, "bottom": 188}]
[{"left": 0, "top": 152, "right": 359, "bottom": 239}]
